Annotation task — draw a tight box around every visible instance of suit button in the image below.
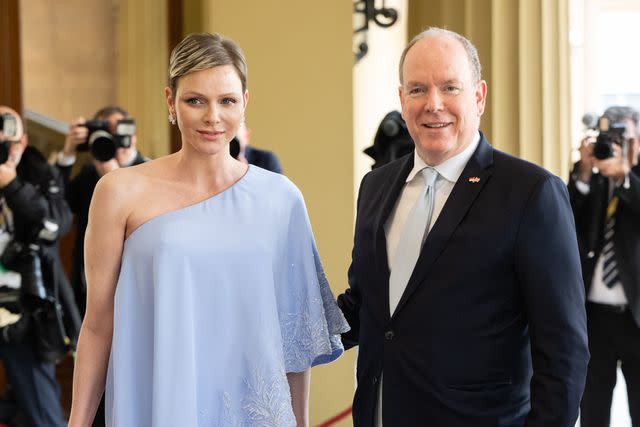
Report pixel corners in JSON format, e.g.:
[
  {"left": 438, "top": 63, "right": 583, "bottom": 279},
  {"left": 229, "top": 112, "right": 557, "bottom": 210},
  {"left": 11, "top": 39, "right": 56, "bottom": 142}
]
[
  {"left": 372, "top": 376, "right": 378, "bottom": 385},
  {"left": 587, "top": 251, "right": 595, "bottom": 259},
  {"left": 385, "top": 330, "right": 394, "bottom": 340}
]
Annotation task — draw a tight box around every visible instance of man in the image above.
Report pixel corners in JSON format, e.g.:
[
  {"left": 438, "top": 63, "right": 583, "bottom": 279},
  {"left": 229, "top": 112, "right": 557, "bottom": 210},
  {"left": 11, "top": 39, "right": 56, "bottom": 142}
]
[
  {"left": 56, "top": 106, "right": 147, "bottom": 316},
  {"left": 0, "top": 106, "right": 80, "bottom": 427},
  {"left": 337, "top": 28, "right": 589, "bottom": 426},
  {"left": 233, "top": 122, "right": 282, "bottom": 173},
  {"left": 568, "top": 106, "right": 640, "bottom": 426}
]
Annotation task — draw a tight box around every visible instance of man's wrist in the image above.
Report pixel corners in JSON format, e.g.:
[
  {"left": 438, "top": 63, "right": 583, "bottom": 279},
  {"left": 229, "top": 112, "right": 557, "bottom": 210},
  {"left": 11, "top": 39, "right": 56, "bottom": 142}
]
[{"left": 57, "top": 151, "right": 76, "bottom": 167}]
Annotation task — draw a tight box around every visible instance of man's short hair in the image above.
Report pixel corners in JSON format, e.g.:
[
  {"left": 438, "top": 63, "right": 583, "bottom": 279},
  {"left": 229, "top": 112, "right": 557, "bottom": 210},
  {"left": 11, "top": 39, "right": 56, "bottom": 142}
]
[
  {"left": 398, "top": 27, "right": 482, "bottom": 85},
  {"left": 93, "top": 106, "right": 129, "bottom": 121},
  {"left": 603, "top": 106, "right": 640, "bottom": 136}
]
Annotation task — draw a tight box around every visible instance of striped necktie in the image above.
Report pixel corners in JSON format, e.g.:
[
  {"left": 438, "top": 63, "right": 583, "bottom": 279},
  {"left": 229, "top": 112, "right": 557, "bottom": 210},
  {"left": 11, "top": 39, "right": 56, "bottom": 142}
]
[{"left": 602, "top": 195, "right": 620, "bottom": 288}]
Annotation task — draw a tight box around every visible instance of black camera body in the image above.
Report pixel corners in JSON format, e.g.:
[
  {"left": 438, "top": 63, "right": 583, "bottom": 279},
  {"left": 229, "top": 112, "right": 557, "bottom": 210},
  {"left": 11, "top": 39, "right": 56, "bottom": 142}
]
[
  {"left": 0, "top": 219, "right": 59, "bottom": 303},
  {"left": 0, "top": 219, "right": 70, "bottom": 362},
  {"left": 77, "top": 118, "right": 135, "bottom": 161},
  {"left": 593, "top": 116, "right": 627, "bottom": 160}
]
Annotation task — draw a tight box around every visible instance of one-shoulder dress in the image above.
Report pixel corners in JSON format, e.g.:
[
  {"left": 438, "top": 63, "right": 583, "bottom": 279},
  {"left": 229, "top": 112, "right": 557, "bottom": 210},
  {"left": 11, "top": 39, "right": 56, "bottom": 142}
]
[{"left": 104, "top": 166, "right": 349, "bottom": 426}]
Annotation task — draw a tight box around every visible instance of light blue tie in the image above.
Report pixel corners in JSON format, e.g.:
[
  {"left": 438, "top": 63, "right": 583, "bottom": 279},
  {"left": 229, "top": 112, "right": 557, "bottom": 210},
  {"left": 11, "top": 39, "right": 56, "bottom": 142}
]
[{"left": 389, "top": 167, "right": 438, "bottom": 316}]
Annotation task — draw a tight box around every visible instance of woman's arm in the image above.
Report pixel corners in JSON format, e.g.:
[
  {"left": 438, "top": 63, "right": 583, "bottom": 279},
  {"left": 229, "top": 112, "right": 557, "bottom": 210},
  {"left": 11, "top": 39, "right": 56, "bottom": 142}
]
[
  {"left": 68, "top": 171, "right": 130, "bottom": 427},
  {"left": 287, "top": 369, "right": 310, "bottom": 427}
]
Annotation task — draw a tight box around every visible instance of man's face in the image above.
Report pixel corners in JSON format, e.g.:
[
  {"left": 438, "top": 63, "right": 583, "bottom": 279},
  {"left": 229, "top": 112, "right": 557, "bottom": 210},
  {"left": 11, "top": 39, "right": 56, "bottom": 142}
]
[
  {"left": 399, "top": 35, "right": 487, "bottom": 166},
  {"left": 622, "top": 118, "right": 640, "bottom": 167}
]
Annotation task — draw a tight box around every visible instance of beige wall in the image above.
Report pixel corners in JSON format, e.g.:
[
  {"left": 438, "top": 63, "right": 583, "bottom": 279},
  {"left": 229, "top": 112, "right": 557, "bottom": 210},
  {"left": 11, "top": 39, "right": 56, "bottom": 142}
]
[
  {"left": 186, "top": 2, "right": 356, "bottom": 425},
  {"left": 20, "top": 0, "right": 169, "bottom": 159},
  {"left": 21, "top": 0, "right": 117, "bottom": 123}
]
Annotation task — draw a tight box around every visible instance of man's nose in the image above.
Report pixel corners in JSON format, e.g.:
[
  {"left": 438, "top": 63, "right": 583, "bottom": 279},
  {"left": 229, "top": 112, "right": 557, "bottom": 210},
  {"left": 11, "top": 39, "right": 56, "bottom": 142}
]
[{"left": 424, "top": 90, "right": 444, "bottom": 113}]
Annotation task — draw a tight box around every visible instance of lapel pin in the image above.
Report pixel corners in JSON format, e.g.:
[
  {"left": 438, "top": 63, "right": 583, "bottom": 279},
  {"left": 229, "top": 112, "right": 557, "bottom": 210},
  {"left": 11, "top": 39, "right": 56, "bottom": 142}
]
[{"left": 468, "top": 176, "right": 480, "bottom": 183}]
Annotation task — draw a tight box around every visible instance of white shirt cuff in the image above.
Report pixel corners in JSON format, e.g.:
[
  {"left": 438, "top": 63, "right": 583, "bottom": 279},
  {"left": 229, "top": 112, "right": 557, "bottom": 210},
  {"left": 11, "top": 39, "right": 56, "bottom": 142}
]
[
  {"left": 56, "top": 151, "right": 76, "bottom": 167},
  {"left": 574, "top": 179, "right": 590, "bottom": 195}
]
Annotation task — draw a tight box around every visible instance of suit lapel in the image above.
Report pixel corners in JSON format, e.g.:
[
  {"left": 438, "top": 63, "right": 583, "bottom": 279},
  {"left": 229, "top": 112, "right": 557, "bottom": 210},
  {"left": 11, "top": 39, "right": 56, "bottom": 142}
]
[
  {"left": 373, "top": 154, "right": 415, "bottom": 319},
  {"left": 392, "top": 136, "right": 494, "bottom": 317}
]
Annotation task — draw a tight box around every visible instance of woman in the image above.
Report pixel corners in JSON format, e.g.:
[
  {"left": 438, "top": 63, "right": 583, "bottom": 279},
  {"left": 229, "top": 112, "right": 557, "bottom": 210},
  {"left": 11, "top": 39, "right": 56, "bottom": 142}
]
[{"left": 69, "top": 33, "right": 348, "bottom": 427}]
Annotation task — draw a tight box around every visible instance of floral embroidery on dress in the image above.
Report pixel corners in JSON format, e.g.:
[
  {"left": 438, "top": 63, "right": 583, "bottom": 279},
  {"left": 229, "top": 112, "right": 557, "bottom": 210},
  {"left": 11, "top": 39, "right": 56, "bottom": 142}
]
[
  {"left": 221, "top": 364, "right": 296, "bottom": 426},
  {"left": 280, "top": 251, "right": 350, "bottom": 373}
]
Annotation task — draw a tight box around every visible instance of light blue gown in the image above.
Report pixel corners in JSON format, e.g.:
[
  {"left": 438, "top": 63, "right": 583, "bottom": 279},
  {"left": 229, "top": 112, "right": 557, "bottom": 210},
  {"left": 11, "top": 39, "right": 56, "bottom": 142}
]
[{"left": 105, "top": 166, "right": 349, "bottom": 426}]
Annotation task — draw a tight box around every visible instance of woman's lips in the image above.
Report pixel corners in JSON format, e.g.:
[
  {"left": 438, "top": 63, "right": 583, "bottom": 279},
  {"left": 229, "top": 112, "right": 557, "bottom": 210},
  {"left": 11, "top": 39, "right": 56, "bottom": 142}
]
[{"left": 197, "top": 130, "right": 225, "bottom": 140}]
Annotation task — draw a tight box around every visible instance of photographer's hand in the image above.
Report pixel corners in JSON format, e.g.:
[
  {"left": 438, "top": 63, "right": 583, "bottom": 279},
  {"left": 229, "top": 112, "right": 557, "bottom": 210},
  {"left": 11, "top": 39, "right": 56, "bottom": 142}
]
[
  {"left": 577, "top": 137, "right": 595, "bottom": 183},
  {"left": 0, "top": 156, "right": 18, "bottom": 188},
  {"left": 63, "top": 117, "right": 89, "bottom": 156},
  {"left": 595, "top": 144, "right": 628, "bottom": 185}
]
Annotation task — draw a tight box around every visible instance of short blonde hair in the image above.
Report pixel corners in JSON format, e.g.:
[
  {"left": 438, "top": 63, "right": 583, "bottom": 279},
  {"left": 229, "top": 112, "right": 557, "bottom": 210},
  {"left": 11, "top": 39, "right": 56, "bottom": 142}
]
[{"left": 168, "top": 33, "right": 247, "bottom": 93}]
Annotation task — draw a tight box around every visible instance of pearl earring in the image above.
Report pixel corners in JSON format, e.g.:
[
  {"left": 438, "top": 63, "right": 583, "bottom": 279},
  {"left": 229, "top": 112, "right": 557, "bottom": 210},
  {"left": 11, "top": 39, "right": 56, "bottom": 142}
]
[{"left": 168, "top": 113, "right": 176, "bottom": 125}]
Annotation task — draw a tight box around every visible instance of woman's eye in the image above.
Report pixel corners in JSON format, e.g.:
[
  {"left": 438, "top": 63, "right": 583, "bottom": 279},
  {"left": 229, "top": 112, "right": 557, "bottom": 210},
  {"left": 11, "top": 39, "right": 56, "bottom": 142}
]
[
  {"left": 186, "top": 98, "right": 204, "bottom": 105},
  {"left": 221, "top": 97, "right": 237, "bottom": 105}
]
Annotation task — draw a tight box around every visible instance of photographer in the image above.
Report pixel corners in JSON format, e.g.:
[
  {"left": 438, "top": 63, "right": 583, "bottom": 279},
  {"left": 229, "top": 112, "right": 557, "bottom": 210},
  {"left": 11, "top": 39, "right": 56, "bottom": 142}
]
[
  {"left": 56, "top": 106, "right": 147, "bottom": 317},
  {"left": 0, "top": 106, "right": 80, "bottom": 427},
  {"left": 230, "top": 122, "right": 282, "bottom": 173},
  {"left": 568, "top": 105, "right": 640, "bottom": 426}
]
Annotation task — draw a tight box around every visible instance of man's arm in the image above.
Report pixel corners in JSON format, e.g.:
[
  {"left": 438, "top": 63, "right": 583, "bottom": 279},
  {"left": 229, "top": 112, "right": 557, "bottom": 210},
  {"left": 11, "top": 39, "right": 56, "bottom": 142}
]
[
  {"left": 336, "top": 173, "right": 370, "bottom": 349},
  {"left": 3, "top": 157, "right": 72, "bottom": 236},
  {"left": 516, "top": 175, "right": 589, "bottom": 427}
]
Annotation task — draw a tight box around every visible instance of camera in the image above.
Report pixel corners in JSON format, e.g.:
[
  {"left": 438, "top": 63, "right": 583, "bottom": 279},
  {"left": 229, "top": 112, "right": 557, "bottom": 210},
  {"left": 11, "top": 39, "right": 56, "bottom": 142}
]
[
  {"left": 0, "top": 219, "right": 59, "bottom": 303},
  {"left": 77, "top": 118, "right": 136, "bottom": 161},
  {"left": 592, "top": 116, "right": 628, "bottom": 160},
  {"left": 0, "top": 219, "right": 70, "bottom": 362},
  {"left": 364, "top": 110, "right": 414, "bottom": 169},
  {"left": 0, "top": 113, "right": 19, "bottom": 164}
]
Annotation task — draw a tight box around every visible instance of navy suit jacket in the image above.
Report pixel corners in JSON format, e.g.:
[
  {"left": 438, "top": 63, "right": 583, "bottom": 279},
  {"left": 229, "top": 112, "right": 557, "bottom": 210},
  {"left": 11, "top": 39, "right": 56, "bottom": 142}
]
[
  {"left": 338, "top": 134, "right": 589, "bottom": 427},
  {"left": 245, "top": 146, "right": 282, "bottom": 174}
]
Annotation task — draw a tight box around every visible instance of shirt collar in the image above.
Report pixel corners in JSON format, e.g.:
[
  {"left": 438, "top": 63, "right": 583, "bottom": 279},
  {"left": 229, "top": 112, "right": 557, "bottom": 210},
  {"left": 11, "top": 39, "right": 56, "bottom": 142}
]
[
  {"left": 406, "top": 131, "right": 480, "bottom": 183},
  {"left": 120, "top": 149, "right": 138, "bottom": 167}
]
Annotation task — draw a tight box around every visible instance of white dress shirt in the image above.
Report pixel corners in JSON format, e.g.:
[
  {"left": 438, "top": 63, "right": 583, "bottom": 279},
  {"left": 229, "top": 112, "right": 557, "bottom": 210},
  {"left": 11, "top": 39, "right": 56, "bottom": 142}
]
[
  {"left": 574, "top": 177, "right": 628, "bottom": 305},
  {"left": 375, "top": 132, "right": 480, "bottom": 426}
]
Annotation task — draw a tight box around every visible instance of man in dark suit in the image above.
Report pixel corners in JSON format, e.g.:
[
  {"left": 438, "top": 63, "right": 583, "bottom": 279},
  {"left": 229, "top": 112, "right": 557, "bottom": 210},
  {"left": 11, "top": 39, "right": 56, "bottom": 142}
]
[
  {"left": 234, "top": 122, "right": 282, "bottom": 173},
  {"left": 337, "top": 27, "right": 589, "bottom": 427},
  {"left": 568, "top": 106, "right": 640, "bottom": 427},
  {"left": 56, "top": 106, "right": 147, "bottom": 427},
  {"left": 56, "top": 106, "right": 148, "bottom": 318}
]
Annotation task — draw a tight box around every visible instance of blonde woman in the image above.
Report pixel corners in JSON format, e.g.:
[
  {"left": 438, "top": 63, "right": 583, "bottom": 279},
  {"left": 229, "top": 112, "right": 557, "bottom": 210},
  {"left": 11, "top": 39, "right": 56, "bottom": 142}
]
[{"left": 69, "top": 33, "right": 348, "bottom": 427}]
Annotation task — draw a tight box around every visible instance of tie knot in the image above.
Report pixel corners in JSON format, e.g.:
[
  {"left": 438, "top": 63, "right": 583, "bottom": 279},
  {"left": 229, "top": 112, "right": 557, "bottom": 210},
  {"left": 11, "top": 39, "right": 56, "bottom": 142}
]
[{"left": 420, "top": 167, "right": 438, "bottom": 188}]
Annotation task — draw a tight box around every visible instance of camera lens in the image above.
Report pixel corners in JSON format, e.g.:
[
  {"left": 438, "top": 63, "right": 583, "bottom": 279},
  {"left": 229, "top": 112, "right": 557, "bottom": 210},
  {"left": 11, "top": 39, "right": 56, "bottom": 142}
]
[{"left": 88, "top": 130, "right": 117, "bottom": 161}]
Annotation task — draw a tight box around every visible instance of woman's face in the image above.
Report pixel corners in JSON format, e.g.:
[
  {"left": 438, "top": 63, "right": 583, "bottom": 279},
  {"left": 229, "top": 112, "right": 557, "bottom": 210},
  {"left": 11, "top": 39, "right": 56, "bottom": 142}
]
[{"left": 167, "top": 65, "right": 247, "bottom": 157}]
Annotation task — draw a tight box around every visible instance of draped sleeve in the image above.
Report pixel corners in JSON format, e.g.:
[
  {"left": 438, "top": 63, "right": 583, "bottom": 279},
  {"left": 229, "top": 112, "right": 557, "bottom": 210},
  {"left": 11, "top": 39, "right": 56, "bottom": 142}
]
[{"left": 275, "top": 188, "right": 350, "bottom": 373}]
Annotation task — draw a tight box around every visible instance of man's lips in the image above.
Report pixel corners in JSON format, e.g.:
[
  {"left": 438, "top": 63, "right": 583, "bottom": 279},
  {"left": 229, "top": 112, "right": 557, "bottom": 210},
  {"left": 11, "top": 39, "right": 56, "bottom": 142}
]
[{"left": 421, "top": 122, "right": 452, "bottom": 129}]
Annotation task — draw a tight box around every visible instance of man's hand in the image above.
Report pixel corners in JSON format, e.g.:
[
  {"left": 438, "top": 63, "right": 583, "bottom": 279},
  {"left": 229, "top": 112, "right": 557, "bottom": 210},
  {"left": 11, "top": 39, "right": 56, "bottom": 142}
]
[
  {"left": 63, "top": 117, "right": 88, "bottom": 156},
  {"left": 0, "top": 156, "right": 18, "bottom": 188},
  {"left": 93, "top": 158, "right": 119, "bottom": 177},
  {"left": 594, "top": 143, "right": 628, "bottom": 184},
  {"left": 576, "top": 136, "right": 595, "bottom": 183}
]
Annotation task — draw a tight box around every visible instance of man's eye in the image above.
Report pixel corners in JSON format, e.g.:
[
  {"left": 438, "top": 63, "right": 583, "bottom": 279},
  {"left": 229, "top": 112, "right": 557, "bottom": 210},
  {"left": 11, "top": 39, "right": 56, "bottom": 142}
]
[
  {"left": 444, "top": 86, "right": 460, "bottom": 93},
  {"left": 409, "top": 87, "right": 424, "bottom": 95}
]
